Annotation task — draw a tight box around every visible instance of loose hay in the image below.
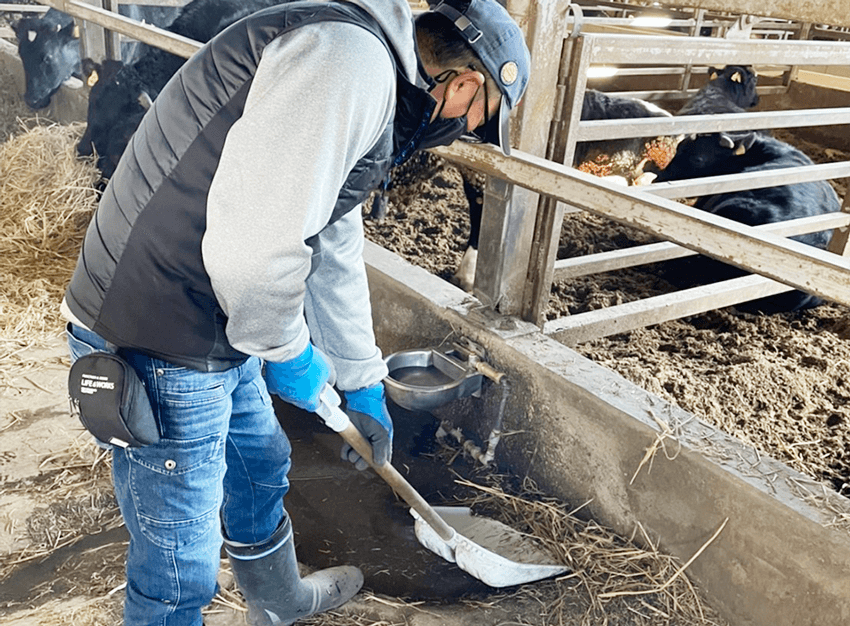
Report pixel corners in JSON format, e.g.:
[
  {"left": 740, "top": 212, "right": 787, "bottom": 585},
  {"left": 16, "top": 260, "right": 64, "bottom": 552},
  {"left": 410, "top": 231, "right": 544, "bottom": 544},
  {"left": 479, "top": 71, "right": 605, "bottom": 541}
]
[
  {"left": 0, "top": 120, "right": 99, "bottom": 382},
  {"left": 456, "top": 476, "right": 728, "bottom": 626},
  {"left": 0, "top": 63, "right": 34, "bottom": 144},
  {"left": 3, "top": 595, "right": 123, "bottom": 626}
]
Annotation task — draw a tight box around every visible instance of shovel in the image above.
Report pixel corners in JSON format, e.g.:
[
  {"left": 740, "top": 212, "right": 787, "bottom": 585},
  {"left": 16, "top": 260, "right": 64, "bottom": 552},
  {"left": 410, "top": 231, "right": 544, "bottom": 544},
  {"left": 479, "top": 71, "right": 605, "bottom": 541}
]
[{"left": 316, "top": 386, "right": 568, "bottom": 588}]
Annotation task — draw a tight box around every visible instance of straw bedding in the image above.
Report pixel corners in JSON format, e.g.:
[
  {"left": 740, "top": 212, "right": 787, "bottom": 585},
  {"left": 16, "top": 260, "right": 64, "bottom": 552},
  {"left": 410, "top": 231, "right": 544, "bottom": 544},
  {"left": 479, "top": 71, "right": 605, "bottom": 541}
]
[{"left": 0, "top": 120, "right": 100, "bottom": 384}]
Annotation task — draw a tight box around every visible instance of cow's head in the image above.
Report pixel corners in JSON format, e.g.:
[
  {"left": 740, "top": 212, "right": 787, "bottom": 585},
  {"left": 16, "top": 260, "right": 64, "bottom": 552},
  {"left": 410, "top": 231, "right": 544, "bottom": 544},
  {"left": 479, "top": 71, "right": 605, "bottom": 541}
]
[
  {"left": 708, "top": 65, "right": 760, "bottom": 110},
  {"left": 654, "top": 131, "right": 758, "bottom": 182},
  {"left": 13, "top": 9, "right": 81, "bottom": 110},
  {"left": 77, "top": 61, "right": 152, "bottom": 179}
]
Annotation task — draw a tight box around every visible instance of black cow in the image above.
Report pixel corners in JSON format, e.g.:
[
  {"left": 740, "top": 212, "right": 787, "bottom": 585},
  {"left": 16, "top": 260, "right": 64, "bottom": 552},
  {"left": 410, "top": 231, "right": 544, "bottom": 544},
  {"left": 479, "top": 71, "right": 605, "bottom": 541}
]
[
  {"left": 443, "top": 70, "right": 759, "bottom": 293},
  {"left": 77, "top": 0, "right": 285, "bottom": 178},
  {"left": 444, "top": 91, "right": 677, "bottom": 291},
  {"left": 676, "top": 65, "right": 759, "bottom": 116},
  {"left": 12, "top": 6, "right": 179, "bottom": 110},
  {"left": 653, "top": 131, "right": 840, "bottom": 313},
  {"left": 575, "top": 88, "right": 675, "bottom": 178}
]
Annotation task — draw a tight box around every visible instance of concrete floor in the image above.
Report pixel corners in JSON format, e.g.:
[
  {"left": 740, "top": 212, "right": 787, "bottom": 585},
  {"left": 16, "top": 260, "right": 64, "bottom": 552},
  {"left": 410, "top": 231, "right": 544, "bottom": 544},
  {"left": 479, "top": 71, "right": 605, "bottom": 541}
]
[{"left": 278, "top": 397, "right": 497, "bottom": 600}]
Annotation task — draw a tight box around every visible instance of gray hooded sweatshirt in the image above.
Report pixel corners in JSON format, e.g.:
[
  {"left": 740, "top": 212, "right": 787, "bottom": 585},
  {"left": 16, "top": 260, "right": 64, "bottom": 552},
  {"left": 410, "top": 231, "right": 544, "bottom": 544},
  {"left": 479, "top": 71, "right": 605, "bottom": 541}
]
[
  {"left": 204, "top": 0, "right": 420, "bottom": 391},
  {"left": 64, "top": 0, "right": 424, "bottom": 392}
]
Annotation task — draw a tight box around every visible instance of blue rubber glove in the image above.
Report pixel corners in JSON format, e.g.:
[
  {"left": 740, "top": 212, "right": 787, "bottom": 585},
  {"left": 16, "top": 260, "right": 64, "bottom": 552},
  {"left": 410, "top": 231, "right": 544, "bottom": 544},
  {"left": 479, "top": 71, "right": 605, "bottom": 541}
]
[
  {"left": 341, "top": 383, "right": 393, "bottom": 470},
  {"left": 263, "top": 343, "right": 331, "bottom": 412}
]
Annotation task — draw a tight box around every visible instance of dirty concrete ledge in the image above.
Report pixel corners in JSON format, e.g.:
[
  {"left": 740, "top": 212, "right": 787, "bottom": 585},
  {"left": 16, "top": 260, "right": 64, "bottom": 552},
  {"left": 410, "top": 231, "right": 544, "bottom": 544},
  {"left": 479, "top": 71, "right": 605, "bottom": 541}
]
[{"left": 364, "top": 241, "right": 850, "bottom": 626}]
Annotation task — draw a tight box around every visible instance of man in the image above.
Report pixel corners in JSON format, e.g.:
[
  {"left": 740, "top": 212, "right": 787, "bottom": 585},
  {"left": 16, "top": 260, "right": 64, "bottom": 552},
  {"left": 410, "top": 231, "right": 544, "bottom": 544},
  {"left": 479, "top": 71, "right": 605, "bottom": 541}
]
[{"left": 61, "top": 0, "right": 530, "bottom": 624}]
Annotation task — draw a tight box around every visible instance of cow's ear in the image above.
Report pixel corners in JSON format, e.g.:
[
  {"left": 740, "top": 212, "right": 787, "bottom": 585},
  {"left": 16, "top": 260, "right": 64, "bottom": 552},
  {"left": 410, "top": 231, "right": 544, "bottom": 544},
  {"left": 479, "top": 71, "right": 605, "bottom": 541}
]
[
  {"left": 11, "top": 18, "right": 25, "bottom": 37},
  {"left": 738, "top": 132, "right": 757, "bottom": 153},
  {"left": 721, "top": 131, "right": 756, "bottom": 155},
  {"left": 731, "top": 71, "right": 742, "bottom": 83},
  {"left": 81, "top": 58, "right": 101, "bottom": 86},
  {"left": 58, "top": 18, "right": 79, "bottom": 38}
]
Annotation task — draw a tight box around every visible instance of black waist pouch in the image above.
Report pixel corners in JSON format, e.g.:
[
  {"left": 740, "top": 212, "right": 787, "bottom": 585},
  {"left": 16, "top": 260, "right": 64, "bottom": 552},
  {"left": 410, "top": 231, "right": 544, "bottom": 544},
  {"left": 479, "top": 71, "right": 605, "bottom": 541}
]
[{"left": 68, "top": 352, "right": 160, "bottom": 448}]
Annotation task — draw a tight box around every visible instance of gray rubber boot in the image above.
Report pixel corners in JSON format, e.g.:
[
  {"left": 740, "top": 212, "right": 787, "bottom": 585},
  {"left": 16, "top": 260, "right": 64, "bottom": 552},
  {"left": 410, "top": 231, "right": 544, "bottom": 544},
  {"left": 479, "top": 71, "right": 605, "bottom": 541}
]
[{"left": 224, "top": 516, "right": 363, "bottom": 626}]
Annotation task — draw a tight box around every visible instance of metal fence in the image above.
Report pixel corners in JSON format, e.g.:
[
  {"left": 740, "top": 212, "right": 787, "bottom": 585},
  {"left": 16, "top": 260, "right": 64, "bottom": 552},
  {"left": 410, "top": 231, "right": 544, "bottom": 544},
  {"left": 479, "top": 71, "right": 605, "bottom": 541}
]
[
  {"left": 8, "top": 0, "right": 850, "bottom": 347},
  {"left": 435, "top": 1, "right": 850, "bottom": 346}
]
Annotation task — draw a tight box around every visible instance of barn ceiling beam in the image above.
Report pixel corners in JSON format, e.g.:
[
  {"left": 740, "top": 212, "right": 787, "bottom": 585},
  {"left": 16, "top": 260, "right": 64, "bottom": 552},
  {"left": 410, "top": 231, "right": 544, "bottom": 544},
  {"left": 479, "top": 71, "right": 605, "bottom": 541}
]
[
  {"left": 432, "top": 140, "right": 850, "bottom": 309},
  {"left": 652, "top": 0, "right": 850, "bottom": 31}
]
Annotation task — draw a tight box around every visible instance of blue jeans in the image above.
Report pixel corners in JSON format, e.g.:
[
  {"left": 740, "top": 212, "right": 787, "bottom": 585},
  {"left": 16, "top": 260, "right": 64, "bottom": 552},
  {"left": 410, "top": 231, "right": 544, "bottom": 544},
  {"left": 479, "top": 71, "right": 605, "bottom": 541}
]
[{"left": 66, "top": 324, "right": 292, "bottom": 626}]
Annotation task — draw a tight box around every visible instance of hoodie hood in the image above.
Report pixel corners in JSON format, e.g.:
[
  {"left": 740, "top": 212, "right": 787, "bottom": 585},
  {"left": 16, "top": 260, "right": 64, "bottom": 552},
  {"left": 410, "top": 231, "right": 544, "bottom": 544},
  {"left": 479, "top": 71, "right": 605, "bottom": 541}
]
[{"left": 343, "top": 0, "right": 421, "bottom": 86}]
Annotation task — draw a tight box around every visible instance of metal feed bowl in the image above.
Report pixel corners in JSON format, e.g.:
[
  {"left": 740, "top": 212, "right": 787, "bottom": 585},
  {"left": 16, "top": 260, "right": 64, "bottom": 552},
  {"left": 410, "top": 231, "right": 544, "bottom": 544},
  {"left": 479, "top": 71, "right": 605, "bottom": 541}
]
[{"left": 384, "top": 348, "right": 483, "bottom": 411}]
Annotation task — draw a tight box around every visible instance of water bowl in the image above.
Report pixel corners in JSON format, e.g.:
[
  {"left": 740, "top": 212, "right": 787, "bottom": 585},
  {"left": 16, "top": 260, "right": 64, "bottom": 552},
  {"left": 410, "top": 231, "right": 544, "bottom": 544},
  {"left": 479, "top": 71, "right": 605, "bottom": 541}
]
[{"left": 384, "top": 347, "right": 484, "bottom": 411}]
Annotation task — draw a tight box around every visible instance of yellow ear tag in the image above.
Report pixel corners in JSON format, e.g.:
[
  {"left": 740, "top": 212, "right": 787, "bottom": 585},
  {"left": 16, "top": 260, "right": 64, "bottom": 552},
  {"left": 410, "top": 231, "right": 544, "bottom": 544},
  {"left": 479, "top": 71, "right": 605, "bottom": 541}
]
[
  {"left": 734, "top": 143, "right": 746, "bottom": 156},
  {"left": 73, "top": 24, "right": 80, "bottom": 38},
  {"left": 731, "top": 72, "right": 742, "bottom": 83},
  {"left": 87, "top": 70, "right": 99, "bottom": 87}
]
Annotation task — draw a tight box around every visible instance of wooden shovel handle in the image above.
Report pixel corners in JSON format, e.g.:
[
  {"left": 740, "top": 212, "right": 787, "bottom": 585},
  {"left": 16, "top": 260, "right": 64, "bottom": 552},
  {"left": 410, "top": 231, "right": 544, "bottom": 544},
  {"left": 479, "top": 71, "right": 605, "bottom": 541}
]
[{"left": 339, "top": 422, "right": 456, "bottom": 542}]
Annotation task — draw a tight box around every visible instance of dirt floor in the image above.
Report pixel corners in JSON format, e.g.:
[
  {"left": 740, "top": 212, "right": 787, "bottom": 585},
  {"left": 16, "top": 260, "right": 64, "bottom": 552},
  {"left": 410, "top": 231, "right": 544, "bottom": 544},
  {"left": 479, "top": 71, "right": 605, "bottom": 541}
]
[
  {"left": 0, "top": 348, "right": 733, "bottom": 626},
  {"left": 364, "top": 134, "right": 850, "bottom": 499}
]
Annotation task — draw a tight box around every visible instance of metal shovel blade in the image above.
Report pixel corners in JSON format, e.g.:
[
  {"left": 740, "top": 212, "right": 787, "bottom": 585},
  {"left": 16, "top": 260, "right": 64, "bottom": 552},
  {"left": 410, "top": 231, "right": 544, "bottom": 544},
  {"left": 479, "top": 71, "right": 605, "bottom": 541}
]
[
  {"left": 412, "top": 506, "right": 569, "bottom": 588},
  {"left": 315, "top": 387, "right": 569, "bottom": 588}
]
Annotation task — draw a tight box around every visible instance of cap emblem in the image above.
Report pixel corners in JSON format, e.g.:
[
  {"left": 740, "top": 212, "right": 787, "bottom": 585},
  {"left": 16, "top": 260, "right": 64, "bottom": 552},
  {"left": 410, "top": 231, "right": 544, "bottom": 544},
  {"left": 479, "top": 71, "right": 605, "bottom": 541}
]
[{"left": 500, "top": 61, "right": 518, "bottom": 86}]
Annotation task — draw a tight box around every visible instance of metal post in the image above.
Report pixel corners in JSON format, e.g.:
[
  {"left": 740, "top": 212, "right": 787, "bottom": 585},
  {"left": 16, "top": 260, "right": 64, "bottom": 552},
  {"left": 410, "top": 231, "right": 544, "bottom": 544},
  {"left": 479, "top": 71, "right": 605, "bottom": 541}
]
[
  {"left": 520, "top": 27, "right": 591, "bottom": 325},
  {"left": 679, "top": 8, "right": 706, "bottom": 95},
  {"left": 103, "top": 0, "right": 120, "bottom": 60},
  {"left": 472, "top": 0, "right": 569, "bottom": 314},
  {"left": 76, "top": 0, "right": 107, "bottom": 63},
  {"left": 828, "top": 187, "right": 850, "bottom": 257},
  {"left": 784, "top": 22, "right": 811, "bottom": 89}
]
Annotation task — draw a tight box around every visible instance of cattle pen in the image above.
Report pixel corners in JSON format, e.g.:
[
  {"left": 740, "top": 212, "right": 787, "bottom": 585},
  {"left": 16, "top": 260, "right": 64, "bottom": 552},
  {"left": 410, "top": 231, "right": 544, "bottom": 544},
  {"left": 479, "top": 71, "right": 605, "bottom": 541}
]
[{"left": 1, "top": 1, "right": 850, "bottom": 626}]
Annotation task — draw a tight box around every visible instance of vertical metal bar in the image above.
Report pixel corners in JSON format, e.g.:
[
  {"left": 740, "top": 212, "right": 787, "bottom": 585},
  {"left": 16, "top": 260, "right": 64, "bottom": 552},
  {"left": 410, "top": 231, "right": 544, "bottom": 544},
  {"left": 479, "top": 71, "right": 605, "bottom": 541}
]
[
  {"left": 521, "top": 34, "right": 592, "bottom": 325},
  {"left": 104, "top": 0, "right": 120, "bottom": 60},
  {"left": 472, "top": 0, "right": 568, "bottom": 314},
  {"left": 784, "top": 22, "right": 811, "bottom": 89},
  {"left": 827, "top": 187, "right": 850, "bottom": 257},
  {"left": 76, "top": 0, "right": 107, "bottom": 63},
  {"left": 679, "top": 8, "right": 705, "bottom": 95},
  {"left": 559, "top": 37, "right": 592, "bottom": 169}
]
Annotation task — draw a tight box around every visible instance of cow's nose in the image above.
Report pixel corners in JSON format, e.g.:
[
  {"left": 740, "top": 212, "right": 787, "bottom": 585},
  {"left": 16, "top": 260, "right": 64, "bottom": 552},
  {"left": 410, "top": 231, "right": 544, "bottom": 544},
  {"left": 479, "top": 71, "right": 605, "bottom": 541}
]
[{"left": 25, "top": 94, "right": 50, "bottom": 110}]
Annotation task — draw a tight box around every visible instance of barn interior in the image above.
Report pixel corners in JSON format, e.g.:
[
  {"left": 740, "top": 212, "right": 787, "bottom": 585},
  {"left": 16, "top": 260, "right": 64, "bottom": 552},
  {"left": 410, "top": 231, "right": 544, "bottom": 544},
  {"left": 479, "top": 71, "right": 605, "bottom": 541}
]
[{"left": 1, "top": 1, "right": 850, "bottom": 626}]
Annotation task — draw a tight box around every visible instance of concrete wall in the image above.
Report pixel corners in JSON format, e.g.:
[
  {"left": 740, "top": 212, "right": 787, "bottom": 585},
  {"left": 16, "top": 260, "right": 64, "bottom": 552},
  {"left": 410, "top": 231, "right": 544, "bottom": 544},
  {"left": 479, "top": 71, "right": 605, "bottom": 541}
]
[
  {"left": 364, "top": 241, "right": 850, "bottom": 626},
  {"left": 761, "top": 74, "right": 850, "bottom": 152}
]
